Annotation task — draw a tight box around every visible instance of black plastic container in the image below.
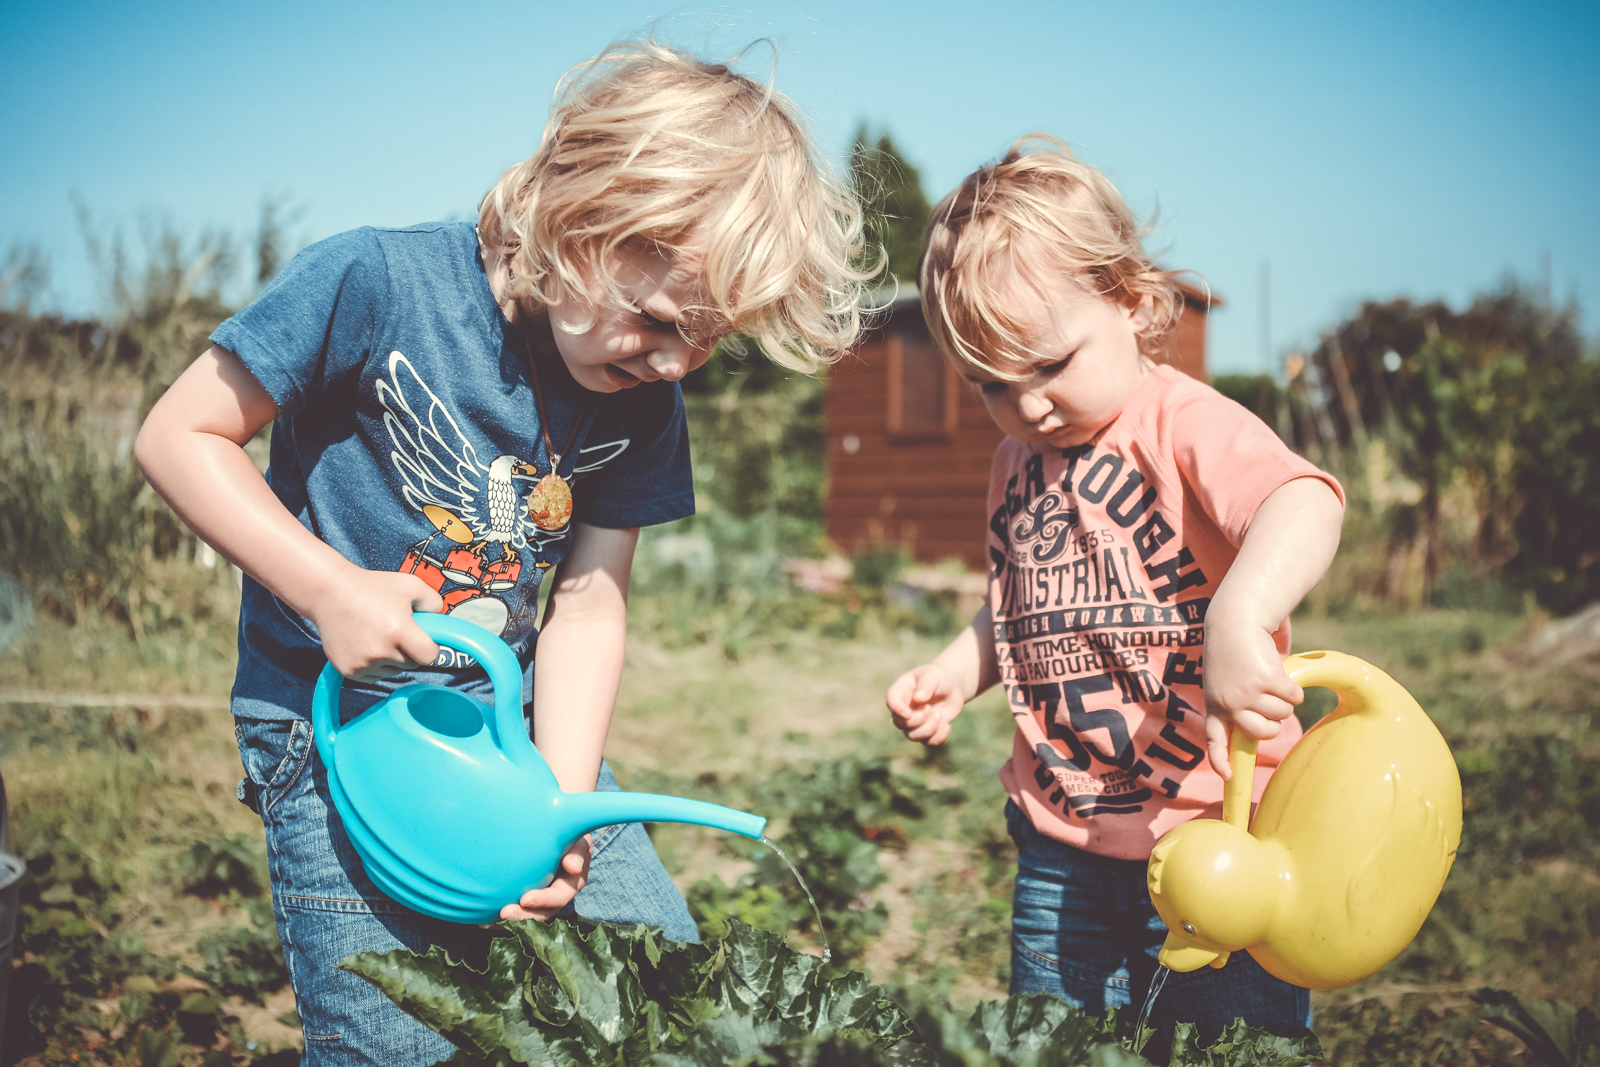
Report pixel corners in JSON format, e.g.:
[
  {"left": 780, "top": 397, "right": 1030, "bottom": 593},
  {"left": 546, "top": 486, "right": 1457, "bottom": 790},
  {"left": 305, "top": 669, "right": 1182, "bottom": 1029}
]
[{"left": 0, "top": 769, "right": 23, "bottom": 1055}]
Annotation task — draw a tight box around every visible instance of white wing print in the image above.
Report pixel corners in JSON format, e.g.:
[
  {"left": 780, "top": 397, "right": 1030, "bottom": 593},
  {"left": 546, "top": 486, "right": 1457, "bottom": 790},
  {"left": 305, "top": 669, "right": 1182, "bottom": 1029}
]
[
  {"left": 574, "top": 437, "right": 629, "bottom": 474},
  {"left": 376, "top": 350, "right": 488, "bottom": 536}
]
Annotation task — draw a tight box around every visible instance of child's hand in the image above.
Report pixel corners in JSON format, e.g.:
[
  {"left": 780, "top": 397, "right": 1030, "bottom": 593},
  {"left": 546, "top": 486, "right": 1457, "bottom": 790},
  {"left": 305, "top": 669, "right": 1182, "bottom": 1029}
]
[
  {"left": 886, "top": 663, "right": 965, "bottom": 746},
  {"left": 1201, "top": 621, "right": 1304, "bottom": 779},
  {"left": 500, "top": 835, "right": 592, "bottom": 921},
  {"left": 307, "top": 569, "right": 445, "bottom": 683}
]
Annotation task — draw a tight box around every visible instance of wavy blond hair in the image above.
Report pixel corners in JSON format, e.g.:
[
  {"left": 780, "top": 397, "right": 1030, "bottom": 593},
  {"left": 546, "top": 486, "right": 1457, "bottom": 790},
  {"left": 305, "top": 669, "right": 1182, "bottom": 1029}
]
[
  {"left": 478, "top": 40, "right": 875, "bottom": 372},
  {"left": 918, "top": 134, "right": 1186, "bottom": 379}
]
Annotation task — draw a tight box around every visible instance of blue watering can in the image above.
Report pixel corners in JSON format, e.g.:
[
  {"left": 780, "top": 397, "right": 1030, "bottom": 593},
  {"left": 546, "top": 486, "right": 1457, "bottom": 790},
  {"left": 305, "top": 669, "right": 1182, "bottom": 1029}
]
[{"left": 312, "top": 612, "right": 767, "bottom": 924}]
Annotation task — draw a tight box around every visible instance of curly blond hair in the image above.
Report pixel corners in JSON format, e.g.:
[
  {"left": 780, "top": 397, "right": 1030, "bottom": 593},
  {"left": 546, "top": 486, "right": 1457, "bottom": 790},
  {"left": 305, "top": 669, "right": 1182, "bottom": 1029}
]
[
  {"left": 477, "top": 39, "right": 876, "bottom": 372},
  {"left": 918, "top": 134, "right": 1188, "bottom": 379}
]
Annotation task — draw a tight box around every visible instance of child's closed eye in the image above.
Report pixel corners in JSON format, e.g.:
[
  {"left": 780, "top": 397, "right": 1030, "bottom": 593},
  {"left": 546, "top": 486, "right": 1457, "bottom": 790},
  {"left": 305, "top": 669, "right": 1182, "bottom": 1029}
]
[{"left": 979, "top": 381, "right": 1009, "bottom": 397}]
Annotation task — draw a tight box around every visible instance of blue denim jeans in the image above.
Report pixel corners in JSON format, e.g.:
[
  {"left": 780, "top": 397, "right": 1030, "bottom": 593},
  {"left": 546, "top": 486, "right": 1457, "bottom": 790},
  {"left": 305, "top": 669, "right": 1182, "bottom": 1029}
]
[
  {"left": 235, "top": 716, "right": 697, "bottom": 1067},
  {"left": 1005, "top": 801, "right": 1310, "bottom": 1060}
]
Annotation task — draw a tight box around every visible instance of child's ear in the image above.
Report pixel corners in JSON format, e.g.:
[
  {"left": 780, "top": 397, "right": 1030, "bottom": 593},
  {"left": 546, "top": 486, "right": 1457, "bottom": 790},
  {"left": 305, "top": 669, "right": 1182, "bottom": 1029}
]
[{"left": 1128, "top": 293, "right": 1155, "bottom": 334}]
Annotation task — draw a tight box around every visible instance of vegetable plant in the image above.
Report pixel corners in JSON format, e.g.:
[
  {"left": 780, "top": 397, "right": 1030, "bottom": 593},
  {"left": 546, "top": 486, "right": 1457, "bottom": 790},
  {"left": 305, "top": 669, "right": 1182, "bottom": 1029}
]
[{"left": 344, "top": 917, "right": 1322, "bottom": 1067}]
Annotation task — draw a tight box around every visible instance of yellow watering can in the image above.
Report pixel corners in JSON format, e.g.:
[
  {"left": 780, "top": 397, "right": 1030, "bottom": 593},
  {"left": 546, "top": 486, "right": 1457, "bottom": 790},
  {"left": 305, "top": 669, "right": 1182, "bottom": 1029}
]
[{"left": 1146, "top": 650, "right": 1462, "bottom": 990}]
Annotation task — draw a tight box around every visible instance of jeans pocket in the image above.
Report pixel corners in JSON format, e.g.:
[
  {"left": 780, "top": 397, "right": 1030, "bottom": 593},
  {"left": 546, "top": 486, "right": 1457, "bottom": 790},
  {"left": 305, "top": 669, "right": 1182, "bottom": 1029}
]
[
  {"left": 235, "top": 718, "right": 316, "bottom": 819},
  {"left": 1004, "top": 798, "right": 1028, "bottom": 847}
]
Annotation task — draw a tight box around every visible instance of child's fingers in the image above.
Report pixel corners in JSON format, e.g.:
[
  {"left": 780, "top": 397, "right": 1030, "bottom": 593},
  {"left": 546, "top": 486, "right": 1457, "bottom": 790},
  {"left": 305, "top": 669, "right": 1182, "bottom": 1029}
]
[
  {"left": 1204, "top": 713, "right": 1232, "bottom": 780},
  {"left": 396, "top": 618, "right": 441, "bottom": 674},
  {"left": 888, "top": 693, "right": 925, "bottom": 727},
  {"left": 500, "top": 883, "right": 574, "bottom": 921},
  {"left": 1232, "top": 703, "right": 1290, "bottom": 739},
  {"left": 908, "top": 705, "right": 956, "bottom": 745},
  {"left": 516, "top": 877, "right": 580, "bottom": 909},
  {"left": 911, "top": 670, "right": 949, "bottom": 704},
  {"left": 1263, "top": 672, "right": 1305, "bottom": 710},
  {"left": 503, "top": 844, "right": 588, "bottom": 921},
  {"left": 885, "top": 671, "right": 924, "bottom": 716},
  {"left": 887, "top": 665, "right": 948, "bottom": 717},
  {"left": 407, "top": 577, "right": 446, "bottom": 617}
]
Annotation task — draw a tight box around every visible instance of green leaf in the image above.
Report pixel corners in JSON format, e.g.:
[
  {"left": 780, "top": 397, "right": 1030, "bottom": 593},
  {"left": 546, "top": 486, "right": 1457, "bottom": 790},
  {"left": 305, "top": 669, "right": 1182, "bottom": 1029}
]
[
  {"left": 970, "top": 993, "right": 1115, "bottom": 1062},
  {"left": 645, "top": 1011, "right": 788, "bottom": 1066},
  {"left": 512, "top": 919, "right": 646, "bottom": 1047},
  {"left": 1475, "top": 988, "right": 1600, "bottom": 1067},
  {"left": 1085, "top": 1047, "right": 1155, "bottom": 1067},
  {"left": 1166, "top": 1017, "right": 1322, "bottom": 1066},
  {"left": 135, "top": 1025, "right": 185, "bottom": 1067},
  {"left": 343, "top": 934, "right": 576, "bottom": 1066},
  {"left": 716, "top": 921, "right": 820, "bottom": 1017}
]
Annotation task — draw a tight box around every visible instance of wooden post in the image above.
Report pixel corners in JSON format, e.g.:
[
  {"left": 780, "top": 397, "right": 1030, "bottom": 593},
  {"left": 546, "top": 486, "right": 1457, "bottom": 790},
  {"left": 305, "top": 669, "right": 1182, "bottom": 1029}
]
[{"left": 1323, "top": 332, "right": 1368, "bottom": 451}]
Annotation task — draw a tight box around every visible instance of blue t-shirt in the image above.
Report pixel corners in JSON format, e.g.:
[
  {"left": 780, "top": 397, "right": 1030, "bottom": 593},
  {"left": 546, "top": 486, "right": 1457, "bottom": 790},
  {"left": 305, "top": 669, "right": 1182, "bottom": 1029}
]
[{"left": 213, "top": 221, "right": 694, "bottom": 721}]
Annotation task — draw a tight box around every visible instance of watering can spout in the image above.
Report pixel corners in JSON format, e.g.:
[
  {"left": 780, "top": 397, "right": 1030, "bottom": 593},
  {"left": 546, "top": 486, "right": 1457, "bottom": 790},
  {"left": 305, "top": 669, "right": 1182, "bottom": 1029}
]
[
  {"left": 1159, "top": 933, "right": 1228, "bottom": 971},
  {"left": 557, "top": 789, "right": 767, "bottom": 843}
]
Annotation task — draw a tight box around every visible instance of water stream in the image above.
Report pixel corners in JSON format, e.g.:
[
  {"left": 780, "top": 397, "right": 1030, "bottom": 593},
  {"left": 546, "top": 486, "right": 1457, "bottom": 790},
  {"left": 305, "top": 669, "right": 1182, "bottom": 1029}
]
[
  {"left": 760, "top": 835, "right": 833, "bottom": 964},
  {"left": 1132, "top": 964, "right": 1171, "bottom": 1055}
]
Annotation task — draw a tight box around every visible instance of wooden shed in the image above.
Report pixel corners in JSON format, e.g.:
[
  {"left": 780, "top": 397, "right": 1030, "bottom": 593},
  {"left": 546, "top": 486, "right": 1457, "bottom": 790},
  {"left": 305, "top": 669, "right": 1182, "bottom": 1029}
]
[{"left": 824, "top": 284, "right": 1219, "bottom": 571}]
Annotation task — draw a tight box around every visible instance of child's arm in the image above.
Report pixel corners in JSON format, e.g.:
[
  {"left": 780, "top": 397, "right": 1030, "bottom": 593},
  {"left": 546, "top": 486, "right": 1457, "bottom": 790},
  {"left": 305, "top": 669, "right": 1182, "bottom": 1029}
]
[
  {"left": 885, "top": 604, "right": 999, "bottom": 746},
  {"left": 499, "top": 521, "right": 638, "bottom": 921},
  {"left": 1202, "top": 476, "right": 1345, "bottom": 778},
  {"left": 135, "top": 346, "right": 444, "bottom": 677}
]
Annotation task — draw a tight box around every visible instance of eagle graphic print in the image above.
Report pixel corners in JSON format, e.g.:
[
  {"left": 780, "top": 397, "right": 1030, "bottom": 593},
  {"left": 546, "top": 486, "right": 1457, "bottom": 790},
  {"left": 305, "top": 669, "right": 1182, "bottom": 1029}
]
[{"left": 376, "top": 350, "right": 628, "bottom": 639}]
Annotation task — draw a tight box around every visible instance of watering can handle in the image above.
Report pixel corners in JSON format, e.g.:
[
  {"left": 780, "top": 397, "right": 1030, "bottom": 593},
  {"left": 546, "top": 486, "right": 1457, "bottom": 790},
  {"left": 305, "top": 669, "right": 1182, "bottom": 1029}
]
[
  {"left": 1217, "top": 650, "right": 1370, "bottom": 831},
  {"left": 1281, "top": 649, "right": 1399, "bottom": 713},
  {"left": 1222, "top": 728, "right": 1258, "bottom": 830},
  {"left": 312, "top": 613, "right": 533, "bottom": 769}
]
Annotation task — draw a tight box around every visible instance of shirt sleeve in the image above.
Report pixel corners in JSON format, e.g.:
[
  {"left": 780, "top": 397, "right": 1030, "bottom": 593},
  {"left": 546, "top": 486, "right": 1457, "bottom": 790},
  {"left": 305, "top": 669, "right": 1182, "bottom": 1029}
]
[
  {"left": 211, "top": 228, "right": 388, "bottom": 417},
  {"left": 1167, "top": 385, "right": 1345, "bottom": 547},
  {"left": 572, "top": 381, "right": 696, "bottom": 529}
]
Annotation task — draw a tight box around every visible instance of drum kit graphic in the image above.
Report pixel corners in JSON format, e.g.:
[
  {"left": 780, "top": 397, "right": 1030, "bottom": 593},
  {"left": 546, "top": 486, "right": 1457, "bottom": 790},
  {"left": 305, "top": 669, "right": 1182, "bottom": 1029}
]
[{"left": 398, "top": 504, "right": 550, "bottom": 636}]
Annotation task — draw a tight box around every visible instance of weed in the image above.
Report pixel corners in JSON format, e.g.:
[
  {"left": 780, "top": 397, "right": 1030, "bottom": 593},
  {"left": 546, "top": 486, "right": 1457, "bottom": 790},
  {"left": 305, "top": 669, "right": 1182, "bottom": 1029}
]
[
  {"left": 180, "top": 832, "right": 267, "bottom": 898},
  {"left": 1313, "top": 994, "right": 1524, "bottom": 1067},
  {"left": 671, "top": 755, "right": 960, "bottom": 964},
  {"left": 191, "top": 899, "right": 289, "bottom": 1004},
  {"left": 1474, "top": 987, "right": 1600, "bottom": 1067},
  {"left": 852, "top": 544, "right": 910, "bottom": 592}
]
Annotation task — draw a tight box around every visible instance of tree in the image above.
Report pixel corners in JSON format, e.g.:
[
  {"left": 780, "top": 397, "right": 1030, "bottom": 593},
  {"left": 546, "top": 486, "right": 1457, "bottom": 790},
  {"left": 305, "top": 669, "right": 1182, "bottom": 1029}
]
[
  {"left": 849, "top": 128, "right": 931, "bottom": 288},
  {"left": 1307, "top": 281, "right": 1599, "bottom": 611}
]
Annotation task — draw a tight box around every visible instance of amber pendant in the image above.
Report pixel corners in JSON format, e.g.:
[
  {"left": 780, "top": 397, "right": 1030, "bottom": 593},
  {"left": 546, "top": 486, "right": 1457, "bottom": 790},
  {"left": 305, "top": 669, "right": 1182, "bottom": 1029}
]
[{"left": 526, "top": 473, "right": 573, "bottom": 531}]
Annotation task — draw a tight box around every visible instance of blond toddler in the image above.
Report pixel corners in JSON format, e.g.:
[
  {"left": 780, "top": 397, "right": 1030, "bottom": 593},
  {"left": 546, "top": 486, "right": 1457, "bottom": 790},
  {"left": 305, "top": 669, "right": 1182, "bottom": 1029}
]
[{"left": 885, "top": 136, "right": 1343, "bottom": 1054}]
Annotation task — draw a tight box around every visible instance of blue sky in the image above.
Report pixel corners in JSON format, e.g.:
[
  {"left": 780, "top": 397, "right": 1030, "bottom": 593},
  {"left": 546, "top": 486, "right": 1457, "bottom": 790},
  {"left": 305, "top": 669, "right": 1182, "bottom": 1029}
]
[{"left": 2, "top": 0, "right": 1595, "bottom": 373}]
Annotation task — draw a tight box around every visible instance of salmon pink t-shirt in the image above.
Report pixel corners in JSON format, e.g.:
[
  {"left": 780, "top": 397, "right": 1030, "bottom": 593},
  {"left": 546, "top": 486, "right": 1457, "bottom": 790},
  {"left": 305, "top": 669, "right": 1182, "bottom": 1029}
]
[{"left": 989, "top": 365, "right": 1343, "bottom": 860}]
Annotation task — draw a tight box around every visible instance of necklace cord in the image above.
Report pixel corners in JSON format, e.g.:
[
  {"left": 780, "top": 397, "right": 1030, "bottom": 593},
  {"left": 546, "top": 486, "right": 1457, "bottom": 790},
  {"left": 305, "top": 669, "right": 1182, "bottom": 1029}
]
[
  {"left": 515, "top": 326, "right": 587, "bottom": 473},
  {"left": 481, "top": 225, "right": 586, "bottom": 475}
]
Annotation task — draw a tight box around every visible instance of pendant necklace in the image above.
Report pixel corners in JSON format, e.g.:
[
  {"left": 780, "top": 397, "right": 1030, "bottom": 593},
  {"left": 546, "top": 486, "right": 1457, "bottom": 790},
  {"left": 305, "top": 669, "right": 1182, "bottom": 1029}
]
[{"left": 515, "top": 324, "right": 586, "bottom": 533}]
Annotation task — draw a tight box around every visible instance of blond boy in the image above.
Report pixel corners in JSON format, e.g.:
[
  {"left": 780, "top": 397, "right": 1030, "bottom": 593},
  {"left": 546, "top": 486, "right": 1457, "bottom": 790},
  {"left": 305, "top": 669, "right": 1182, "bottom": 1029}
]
[{"left": 138, "top": 42, "right": 870, "bottom": 1066}]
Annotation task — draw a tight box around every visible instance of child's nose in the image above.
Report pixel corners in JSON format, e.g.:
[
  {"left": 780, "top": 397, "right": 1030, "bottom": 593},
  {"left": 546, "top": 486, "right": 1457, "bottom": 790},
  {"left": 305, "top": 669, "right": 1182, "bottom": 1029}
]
[
  {"left": 1016, "top": 388, "right": 1054, "bottom": 423},
  {"left": 647, "top": 340, "right": 705, "bottom": 382}
]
